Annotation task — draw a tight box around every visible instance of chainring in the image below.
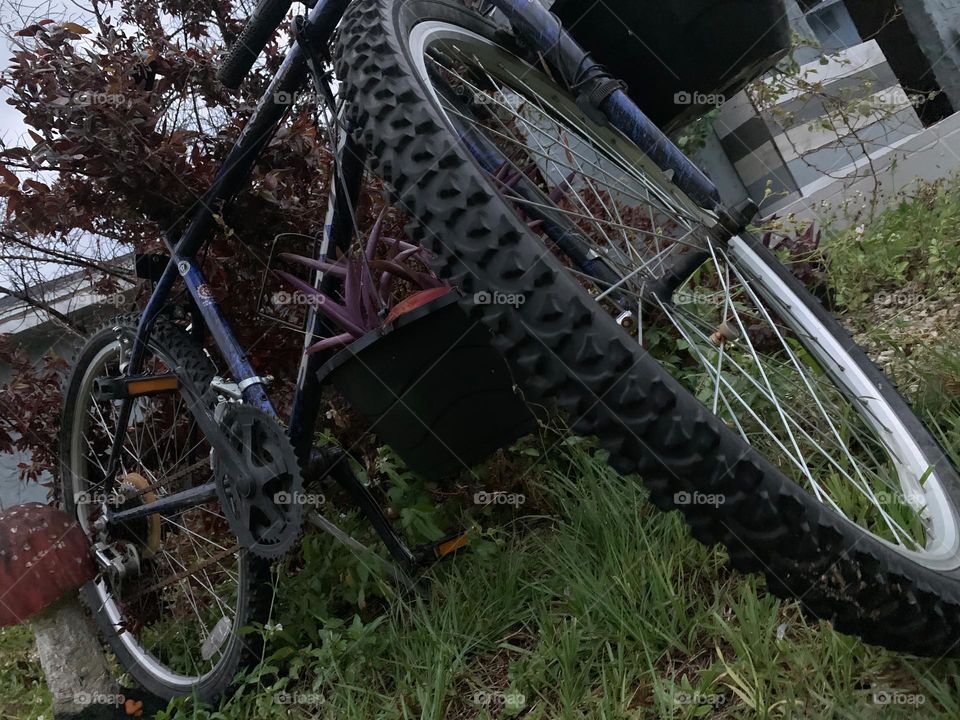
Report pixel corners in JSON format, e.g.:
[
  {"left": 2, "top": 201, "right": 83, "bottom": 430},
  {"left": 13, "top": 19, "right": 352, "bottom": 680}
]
[{"left": 212, "top": 403, "right": 303, "bottom": 559}]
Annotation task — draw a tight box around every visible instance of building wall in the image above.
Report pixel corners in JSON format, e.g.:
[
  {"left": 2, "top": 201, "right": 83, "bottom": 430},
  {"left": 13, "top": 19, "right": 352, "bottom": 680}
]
[
  {"left": 770, "top": 110, "right": 960, "bottom": 231},
  {"left": 709, "top": 40, "right": 923, "bottom": 213},
  {"left": 0, "top": 264, "right": 136, "bottom": 509},
  {"left": 899, "top": 0, "right": 960, "bottom": 109}
]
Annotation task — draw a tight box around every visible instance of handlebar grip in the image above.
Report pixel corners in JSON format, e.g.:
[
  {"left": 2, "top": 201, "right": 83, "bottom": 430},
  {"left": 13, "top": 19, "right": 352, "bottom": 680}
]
[{"left": 217, "top": 0, "right": 294, "bottom": 89}]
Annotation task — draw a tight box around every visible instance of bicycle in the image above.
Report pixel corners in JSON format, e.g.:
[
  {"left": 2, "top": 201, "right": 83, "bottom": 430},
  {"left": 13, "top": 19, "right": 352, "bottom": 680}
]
[{"left": 58, "top": 0, "right": 960, "bottom": 703}]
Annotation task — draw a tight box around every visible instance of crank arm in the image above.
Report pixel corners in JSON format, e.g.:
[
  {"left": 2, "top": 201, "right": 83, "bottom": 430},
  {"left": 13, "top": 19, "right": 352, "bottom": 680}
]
[
  {"left": 103, "top": 482, "right": 219, "bottom": 527},
  {"left": 305, "top": 510, "right": 418, "bottom": 592},
  {"left": 320, "top": 449, "right": 418, "bottom": 570},
  {"left": 103, "top": 387, "right": 252, "bottom": 529}
]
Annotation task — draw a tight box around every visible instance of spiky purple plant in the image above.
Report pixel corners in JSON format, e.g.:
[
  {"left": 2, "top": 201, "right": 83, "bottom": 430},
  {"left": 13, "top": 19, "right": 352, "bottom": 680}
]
[{"left": 275, "top": 208, "right": 447, "bottom": 355}]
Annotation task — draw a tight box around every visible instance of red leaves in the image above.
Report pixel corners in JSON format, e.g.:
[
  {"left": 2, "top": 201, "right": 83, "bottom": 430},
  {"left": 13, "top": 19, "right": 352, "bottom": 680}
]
[
  {"left": 21, "top": 179, "right": 49, "bottom": 193},
  {"left": 14, "top": 20, "right": 52, "bottom": 37},
  {"left": 58, "top": 22, "right": 91, "bottom": 36},
  {"left": 0, "top": 165, "right": 19, "bottom": 193},
  {"left": 0, "top": 342, "right": 68, "bottom": 483},
  {"left": 0, "top": 0, "right": 377, "bottom": 440}
]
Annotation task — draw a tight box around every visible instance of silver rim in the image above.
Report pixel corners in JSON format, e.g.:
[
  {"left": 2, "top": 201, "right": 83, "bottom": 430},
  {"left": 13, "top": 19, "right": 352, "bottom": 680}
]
[
  {"left": 408, "top": 20, "right": 960, "bottom": 569},
  {"left": 69, "top": 339, "right": 245, "bottom": 689}
]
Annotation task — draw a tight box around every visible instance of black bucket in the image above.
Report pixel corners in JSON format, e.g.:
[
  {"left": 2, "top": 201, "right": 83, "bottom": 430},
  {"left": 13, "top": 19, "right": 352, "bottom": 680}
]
[
  {"left": 551, "top": 0, "right": 791, "bottom": 131},
  {"left": 316, "top": 293, "right": 538, "bottom": 482}
]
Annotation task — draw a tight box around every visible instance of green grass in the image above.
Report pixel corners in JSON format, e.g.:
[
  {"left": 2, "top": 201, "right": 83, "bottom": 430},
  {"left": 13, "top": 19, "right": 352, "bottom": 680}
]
[
  {"left": 825, "top": 178, "right": 960, "bottom": 313},
  {"left": 0, "top": 625, "right": 51, "bottom": 719},
  {"left": 157, "top": 434, "right": 960, "bottom": 719},
  {"left": 7, "top": 178, "right": 960, "bottom": 719}
]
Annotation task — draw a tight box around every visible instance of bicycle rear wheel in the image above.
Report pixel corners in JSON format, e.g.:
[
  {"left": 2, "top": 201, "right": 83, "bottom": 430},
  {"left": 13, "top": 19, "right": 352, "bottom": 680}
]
[
  {"left": 335, "top": 0, "right": 960, "bottom": 656},
  {"left": 59, "top": 317, "right": 269, "bottom": 702}
]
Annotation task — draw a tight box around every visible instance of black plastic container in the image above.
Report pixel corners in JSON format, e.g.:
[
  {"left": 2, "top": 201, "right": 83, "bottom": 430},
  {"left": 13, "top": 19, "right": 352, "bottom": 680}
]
[
  {"left": 551, "top": 0, "right": 790, "bottom": 131},
  {"left": 317, "top": 293, "right": 537, "bottom": 482}
]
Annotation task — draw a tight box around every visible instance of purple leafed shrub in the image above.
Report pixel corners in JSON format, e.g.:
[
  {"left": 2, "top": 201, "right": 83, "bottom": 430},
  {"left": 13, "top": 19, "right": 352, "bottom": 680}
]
[{"left": 275, "top": 208, "right": 447, "bottom": 355}]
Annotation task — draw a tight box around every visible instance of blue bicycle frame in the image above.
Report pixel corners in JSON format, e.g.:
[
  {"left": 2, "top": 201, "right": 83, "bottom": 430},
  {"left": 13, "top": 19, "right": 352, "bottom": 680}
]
[{"left": 103, "top": 0, "right": 731, "bottom": 525}]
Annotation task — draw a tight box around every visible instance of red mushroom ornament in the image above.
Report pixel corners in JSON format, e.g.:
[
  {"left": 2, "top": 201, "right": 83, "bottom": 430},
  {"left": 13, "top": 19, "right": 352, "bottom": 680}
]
[{"left": 0, "top": 503, "right": 96, "bottom": 626}]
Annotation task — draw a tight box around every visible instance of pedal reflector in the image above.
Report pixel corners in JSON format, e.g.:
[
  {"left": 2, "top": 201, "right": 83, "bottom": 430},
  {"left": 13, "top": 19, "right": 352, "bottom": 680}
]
[
  {"left": 436, "top": 533, "right": 468, "bottom": 558},
  {"left": 127, "top": 375, "right": 180, "bottom": 396}
]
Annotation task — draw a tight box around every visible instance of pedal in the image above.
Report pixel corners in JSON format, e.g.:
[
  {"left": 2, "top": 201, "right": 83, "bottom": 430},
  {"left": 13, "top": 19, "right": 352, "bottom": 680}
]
[
  {"left": 92, "top": 373, "right": 179, "bottom": 401},
  {"left": 413, "top": 531, "right": 469, "bottom": 566}
]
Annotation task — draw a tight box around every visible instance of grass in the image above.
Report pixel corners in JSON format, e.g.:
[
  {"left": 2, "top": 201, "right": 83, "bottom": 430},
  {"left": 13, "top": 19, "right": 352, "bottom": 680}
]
[
  {"left": 5, "top": 178, "right": 960, "bottom": 718},
  {"left": 0, "top": 625, "right": 51, "bottom": 719},
  {"left": 825, "top": 179, "right": 960, "bottom": 313},
  {"left": 158, "top": 434, "right": 960, "bottom": 719}
]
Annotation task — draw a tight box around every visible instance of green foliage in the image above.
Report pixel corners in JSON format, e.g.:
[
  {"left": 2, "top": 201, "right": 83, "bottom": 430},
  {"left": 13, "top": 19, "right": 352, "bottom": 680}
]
[
  {"left": 140, "top": 435, "right": 960, "bottom": 719},
  {"left": 379, "top": 447, "right": 448, "bottom": 544},
  {"left": 826, "top": 178, "right": 960, "bottom": 310},
  {"left": 673, "top": 109, "right": 720, "bottom": 156},
  {"left": 0, "top": 625, "right": 51, "bottom": 719}
]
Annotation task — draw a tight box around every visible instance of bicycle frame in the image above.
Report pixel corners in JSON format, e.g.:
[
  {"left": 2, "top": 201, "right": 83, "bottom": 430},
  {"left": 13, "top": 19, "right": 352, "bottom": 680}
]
[{"left": 102, "top": 0, "right": 728, "bottom": 527}]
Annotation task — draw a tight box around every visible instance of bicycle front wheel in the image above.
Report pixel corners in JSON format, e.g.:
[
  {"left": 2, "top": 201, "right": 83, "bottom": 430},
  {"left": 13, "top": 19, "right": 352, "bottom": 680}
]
[{"left": 335, "top": 0, "right": 960, "bottom": 656}]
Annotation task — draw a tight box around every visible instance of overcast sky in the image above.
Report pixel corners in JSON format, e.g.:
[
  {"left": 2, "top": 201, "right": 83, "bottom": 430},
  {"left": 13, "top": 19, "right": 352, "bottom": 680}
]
[
  {"left": 0, "top": 2, "right": 32, "bottom": 156},
  {"left": 0, "top": 1, "right": 126, "bottom": 288}
]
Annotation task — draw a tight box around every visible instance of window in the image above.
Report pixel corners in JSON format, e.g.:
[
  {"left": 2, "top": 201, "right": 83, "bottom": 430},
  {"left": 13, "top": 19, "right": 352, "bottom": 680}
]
[{"left": 803, "top": 0, "right": 862, "bottom": 51}]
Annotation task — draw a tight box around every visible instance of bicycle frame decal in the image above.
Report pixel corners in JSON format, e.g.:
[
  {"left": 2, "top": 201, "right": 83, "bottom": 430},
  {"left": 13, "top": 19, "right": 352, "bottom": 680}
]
[{"left": 169, "top": 248, "right": 274, "bottom": 413}]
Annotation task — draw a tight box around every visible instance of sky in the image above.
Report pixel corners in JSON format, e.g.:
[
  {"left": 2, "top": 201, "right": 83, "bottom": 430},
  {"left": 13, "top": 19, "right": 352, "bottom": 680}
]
[
  {"left": 0, "top": 0, "right": 89, "bottom": 145},
  {"left": 0, "top": 3, "right": 30, "bottom": 158},
  {"left": 0, "top": 0, "right": 125, "bottom": 287}
]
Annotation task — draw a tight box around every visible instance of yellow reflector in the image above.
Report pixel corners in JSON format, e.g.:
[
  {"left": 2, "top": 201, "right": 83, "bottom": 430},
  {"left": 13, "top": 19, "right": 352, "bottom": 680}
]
[
  {"left": 437, "top": 534, "right": 468, "bottom": 558},
  {"left": 127, "top": 375, "right": 179, "bottom": 396}
]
